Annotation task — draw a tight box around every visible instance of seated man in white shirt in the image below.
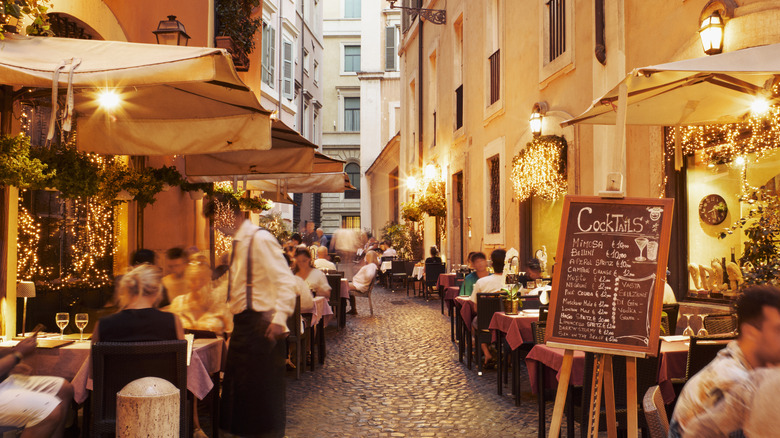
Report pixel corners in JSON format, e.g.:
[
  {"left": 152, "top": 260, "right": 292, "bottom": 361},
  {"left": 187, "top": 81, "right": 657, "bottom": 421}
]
[
  {"left": 347, "top": 251, "right": 379, "bottom": 315},
  {"left": 313, "top": 246, "right": 337, "bottom": 271},
  {"left": 381, "top": 241, "right": 397, "bottom": 258},
  {"left": 468, "top": 248, "right": 507, "bottom": 369}
]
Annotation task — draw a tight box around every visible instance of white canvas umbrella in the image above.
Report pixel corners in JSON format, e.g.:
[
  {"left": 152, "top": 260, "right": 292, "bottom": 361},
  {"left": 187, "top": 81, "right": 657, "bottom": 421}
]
[
  {"left": 1, "top": 35, "right": 271, "bottom": 155},
  {"left": 246, "top": 173, "right": 355, "bottom": 194},
  {"left": 562, "top": 43, "right": 780, "bottom": 127}
]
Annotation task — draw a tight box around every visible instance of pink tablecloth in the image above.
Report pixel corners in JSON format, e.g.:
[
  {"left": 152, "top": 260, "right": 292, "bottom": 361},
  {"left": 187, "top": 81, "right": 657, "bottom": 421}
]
[
  {"left": 526, "top": 341, "right": 688, "bottom": 403},
  {"left": 437, "top": 273, "right": 457, "bottom": 291},
  {"left": 70, "top": 337, "right": 225, "bottom": 403},
  {"left": 489, "top": 311, "right": 537, "bottom": 350},
  {"left": 456, "top": 296, "right": 475, "bottom": 331},
  {"left": 657, "top": 340, "right": 689, "bottom": 403},
  {"left": 311, "top": 296, "right": 335, "bottom": 327},
  {"left": 340, "top": 278, "right": 350, "bottom": 299}
]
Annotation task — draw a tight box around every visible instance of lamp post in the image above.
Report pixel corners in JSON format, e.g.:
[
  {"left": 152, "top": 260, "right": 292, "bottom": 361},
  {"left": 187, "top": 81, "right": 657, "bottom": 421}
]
[
  {"left": 17, "top": 281, "right": 35, "bottom": 336},
  {"left": 699, "top": 11, "right": 724, "bottom": 55},
  {"left": 153, "top": 15, "right": 191, "bottom": 46}
]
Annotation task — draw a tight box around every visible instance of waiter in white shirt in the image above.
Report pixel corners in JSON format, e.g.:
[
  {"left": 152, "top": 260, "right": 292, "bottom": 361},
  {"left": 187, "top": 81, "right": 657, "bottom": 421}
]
[{"left": 205, "top": 194, "right": 297, "bottom": 438}]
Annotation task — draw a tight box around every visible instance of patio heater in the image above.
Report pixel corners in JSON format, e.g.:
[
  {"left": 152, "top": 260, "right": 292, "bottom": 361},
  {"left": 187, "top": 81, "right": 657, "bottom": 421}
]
[
  {"left": 17, "top": 281, "right": 35, "bottom": 336},
  {"left": 153, "top": 15, "right": 191, "bottom": 46}
]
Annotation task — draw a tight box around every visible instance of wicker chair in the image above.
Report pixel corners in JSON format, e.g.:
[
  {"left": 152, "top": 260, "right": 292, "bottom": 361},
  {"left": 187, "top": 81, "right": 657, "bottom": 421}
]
[
  {"left": 703, "top": 313, "right": 737, "bottom": 335},
  {"left": 389, "top": 260, "right": 408, "bottom": 291},
  {"left": 350, "top": 273, "right": 377, "bottom": 316},
  {"left": 643, "top": 385, "right": 669, "bottom": 438},
  {"left": 661, "top": 314, "right": 670, "bottom": 337},
  {"left": 286, "top": 295, "right": 304, "bottom": 379},
  {"left": 531, "top": 321, "right": 546, "bottom": 345},
  {"left": 325, "top": 273, "right": 344, "bottom": 328},
  {"left": 474, "top": 292, "right": 506, "bottom": 375},
  {"left": 92, "top": 340, "right": 188, "bottom": 437},
  {"left": 424, "top": 262, "right": 446, "bottom": 301},
  {"left": 685, "top": 334, "right": 735, "bottom": 380}
]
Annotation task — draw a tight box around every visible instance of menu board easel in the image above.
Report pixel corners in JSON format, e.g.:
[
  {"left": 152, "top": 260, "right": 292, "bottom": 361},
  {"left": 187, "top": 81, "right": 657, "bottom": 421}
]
[{"left": 544, "top": 195, "right": 674, "bottom": 438}]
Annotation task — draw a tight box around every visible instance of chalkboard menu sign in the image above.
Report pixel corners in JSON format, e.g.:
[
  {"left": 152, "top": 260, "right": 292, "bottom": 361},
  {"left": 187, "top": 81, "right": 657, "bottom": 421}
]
[{"left": 545, "top": 196, "right": 674, "bottom": 357}]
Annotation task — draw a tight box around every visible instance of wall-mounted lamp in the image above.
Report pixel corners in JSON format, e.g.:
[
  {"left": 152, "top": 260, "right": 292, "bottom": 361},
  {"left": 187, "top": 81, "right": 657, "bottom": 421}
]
[
  {"left": 423, "top": 163, "right": 438, "bottom": 181},
  {"left": 530, "top": 102, "right": 548, "bottom": 137},
  {"left": 699, "top": 10, "right": 724, "bottom": 55},
  {"left": 405, "top": 175, "right": 418, "bottom": 191},
  {"left": 153, "top": 15, "right": 191, "bottom": 46}
]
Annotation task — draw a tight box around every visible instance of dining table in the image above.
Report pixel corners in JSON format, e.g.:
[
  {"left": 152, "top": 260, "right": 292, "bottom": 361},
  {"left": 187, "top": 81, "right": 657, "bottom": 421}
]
[
  {"left": 488, "top": 310, "right": 539, "bottom": 400},
  {"left": 309, "top": 296, "right": 334, "bottom": 367},
  {"left": 0, "top": 335, "right": 225, "bottom": 404},
  {"left": 525, "top": 339, "right": 690, "bottom": 438},
  {"left": 444, "top": 286, "right": 461, "bottom": 341},
  {"left": 380, "top": 260, "right": 393, "bottom": 273}
]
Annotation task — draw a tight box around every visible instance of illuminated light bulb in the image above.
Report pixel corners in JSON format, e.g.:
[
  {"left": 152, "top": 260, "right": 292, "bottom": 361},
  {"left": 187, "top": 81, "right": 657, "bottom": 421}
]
[
  {"left": 734, "top": 156, "right": 746, "bottom": 166},
  {"left": 424, "top": 163, "right": 438, "bottom": 180},
  {"left": 405, "top": 176, "right": 418, "bottom": 190},
  {"left": 97, "top": 90, "right": 121, "bottom": 110},
  {"left": 750, "top": 97, "right": 770, "bottom": 115}
]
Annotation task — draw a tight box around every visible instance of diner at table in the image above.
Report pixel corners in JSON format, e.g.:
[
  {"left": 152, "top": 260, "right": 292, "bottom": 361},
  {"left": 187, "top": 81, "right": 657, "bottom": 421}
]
[
  {"left": 294, "top": 248, "right": 332, "bottom": 299},
  {"left": 469, "top": 249, "right": 507, "bottom": 369}
]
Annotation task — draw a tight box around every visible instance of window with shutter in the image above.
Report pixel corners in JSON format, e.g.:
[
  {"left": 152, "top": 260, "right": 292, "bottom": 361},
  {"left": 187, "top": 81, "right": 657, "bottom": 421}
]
[
  {"left": 262, "top": 24, "right": 275, "bottom": 88},
  {"left": 283, "top": 40, "right": 293, "bottom": 99},
  {"left": 385, "top": 26, "right": 397, "bottom": 71}
]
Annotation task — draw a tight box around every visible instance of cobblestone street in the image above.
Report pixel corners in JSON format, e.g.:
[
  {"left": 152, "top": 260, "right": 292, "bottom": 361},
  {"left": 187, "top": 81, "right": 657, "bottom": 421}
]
[{"left": 285, "top": 285, "right": 561, "bottom": 438}]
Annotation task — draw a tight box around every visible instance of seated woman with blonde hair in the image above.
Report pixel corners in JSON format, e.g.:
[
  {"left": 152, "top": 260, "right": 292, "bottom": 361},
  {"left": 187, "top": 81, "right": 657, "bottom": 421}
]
[
  {"left": 94, "top": 264, "right": 184, "bottom": 342},
  {"left": 168, "top": 255, "right": 233, "bottom": 336}
]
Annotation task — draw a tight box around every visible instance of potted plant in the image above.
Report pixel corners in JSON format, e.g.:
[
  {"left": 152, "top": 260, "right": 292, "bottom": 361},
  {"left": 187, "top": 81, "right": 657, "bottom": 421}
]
[
  {"left": 215, "top": 0, "right": 261, "bottom": 71},
  {"left": 401, "top": 199, "right": 424, "bottom": 222},
  {"left": 501, "top": 284, "right": 522, "bottom": 315}
]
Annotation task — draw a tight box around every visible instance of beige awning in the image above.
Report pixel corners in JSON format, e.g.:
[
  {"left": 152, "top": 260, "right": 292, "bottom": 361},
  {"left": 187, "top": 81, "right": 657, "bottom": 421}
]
[
  {"left": 2, "top": 35, "right": 271, "bottom": 155},
  {"left": 562, "top": 43, "right": 780, "bottom": 127},
  {"left": 246, "top": 173, "right": 355, "bottom": 193},
  {"left": 185, "top": 120, "right": 344, "bottom": 181}
]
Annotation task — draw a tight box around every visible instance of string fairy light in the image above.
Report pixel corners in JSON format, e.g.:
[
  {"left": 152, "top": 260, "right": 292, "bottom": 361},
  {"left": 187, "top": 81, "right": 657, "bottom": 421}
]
[
  {"left": 510, "top": 135, "right": 568, "bottom": 202},
  {"left": 16, "top": 193, "right": 44, "bottom": 280}
]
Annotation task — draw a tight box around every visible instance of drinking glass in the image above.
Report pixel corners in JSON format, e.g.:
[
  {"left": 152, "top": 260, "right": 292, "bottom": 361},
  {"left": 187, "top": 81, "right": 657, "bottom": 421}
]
[
  {"left": 55, "top": 313, "right": 69, "bottom": 339},
  {"left": 634, "top": 237, "right": 649, "bottom": 262},
  {"left": 682, "top": 313, "right": 695, "bottom": 336},
  {"left": 535, "top": 279, "right": 544, "bottom": 288},
  {"left": 646, "top": 241, "right": 659, "bottom": 261},
  {"left": 527, "top": 281, "right": 536, "bottom": 290},
  {"left": 75, "top": 313, "right": 89, "bottom": 341},
  {"left": 697, "top": 314, "right": 709, "bottom": 337}
]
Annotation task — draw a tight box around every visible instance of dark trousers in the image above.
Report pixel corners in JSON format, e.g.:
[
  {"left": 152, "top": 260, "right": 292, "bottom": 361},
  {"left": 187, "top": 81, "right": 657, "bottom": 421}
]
[{"left": 220, "top": 310, "right": 286, "bottom": 437}]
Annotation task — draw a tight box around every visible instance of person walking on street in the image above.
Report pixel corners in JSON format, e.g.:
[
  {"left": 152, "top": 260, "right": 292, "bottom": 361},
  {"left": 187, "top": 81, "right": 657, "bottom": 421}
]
[{"left": 205, "top": 194, "right": 297, "bottom": 438}]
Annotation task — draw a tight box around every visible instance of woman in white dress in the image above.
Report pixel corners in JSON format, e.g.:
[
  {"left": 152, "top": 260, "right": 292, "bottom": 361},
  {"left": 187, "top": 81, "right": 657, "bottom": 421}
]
[{"left": 293, "top": 248, "right": 331, "bottom": 299}]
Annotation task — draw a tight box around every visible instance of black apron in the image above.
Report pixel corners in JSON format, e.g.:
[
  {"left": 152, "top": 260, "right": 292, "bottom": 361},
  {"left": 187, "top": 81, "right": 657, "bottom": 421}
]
[{"left": 220, "top": 229, "right": 286, "bottom": 437}]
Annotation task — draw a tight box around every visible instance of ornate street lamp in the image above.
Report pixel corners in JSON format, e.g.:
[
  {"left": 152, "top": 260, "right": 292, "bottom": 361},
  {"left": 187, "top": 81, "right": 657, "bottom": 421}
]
[
  {"left": 387, "top": 0, "right": 446, "bottom": 25},
  {"left": 699, "top": 11, "right": 724, "bottom": 55},
  {"left": 153, "top": 15, "right": 191, "bottom": 46}
]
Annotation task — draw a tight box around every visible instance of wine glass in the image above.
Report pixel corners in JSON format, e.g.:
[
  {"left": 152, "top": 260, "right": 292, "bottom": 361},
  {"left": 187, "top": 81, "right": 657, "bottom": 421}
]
[
  {"left": 682, "top": 314, "right": 695, "bottom": 337},
  {"left": 634, "top": 237, "right": 649, "bottom": 262},
  {"left": 75, "top": 313, "right": 89, "bottom": 341},
  {"left": 55, "top": 313, "right": 69, "bottom": 340},
  {"left": 697, "top": 314, "right": 709, "bottom": 337}
]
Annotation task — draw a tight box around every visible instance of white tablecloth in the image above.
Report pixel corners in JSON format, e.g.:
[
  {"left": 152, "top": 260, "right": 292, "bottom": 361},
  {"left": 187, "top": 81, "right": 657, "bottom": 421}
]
[
  {"left": 412, "top": 265, "right": 425, "bottom": 279},
  {"left": 380, "top": 261, "right": 393, "bottom": 272},
  {"left": 340, "top": 278, "right": 350, "bottom": 298}
]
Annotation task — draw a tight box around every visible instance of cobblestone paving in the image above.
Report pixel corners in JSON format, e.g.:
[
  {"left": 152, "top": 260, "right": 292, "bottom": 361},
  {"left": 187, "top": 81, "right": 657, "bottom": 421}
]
[{"left": 285, "top": 285, "right": 578, "bottom": 438}]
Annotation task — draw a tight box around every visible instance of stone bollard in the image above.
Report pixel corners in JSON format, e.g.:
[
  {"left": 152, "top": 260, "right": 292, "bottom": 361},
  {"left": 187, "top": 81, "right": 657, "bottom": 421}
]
[{"left": 116, "top": 377, "right": 180, "bottom": 438}]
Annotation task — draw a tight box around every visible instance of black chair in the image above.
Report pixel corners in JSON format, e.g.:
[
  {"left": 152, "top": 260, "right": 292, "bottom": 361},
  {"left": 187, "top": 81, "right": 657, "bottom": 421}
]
[
  {"left": 92, "top": 340, "right": 188, "bottom": 437},
  {"left": 424, "top": 262, "right": 446, "bottom": 301},
  {"left": 662, "top": 303, "right": 679, "bottom": 335},
  {"left": 389, "top": 260, "right": 407, "bottom": 291},
  {"left": 404, "top": 261, "right": 419, "bottom": 296},
  {"left": 286, "top": 295, "right": 304, "bottom": 379},
  {"left": 474, "top": 292, "right": 506, "bottom": 375},
  {"left": 703, "top": 313, "right": 737, "bottom": 335},
  {"left": 685, "top": 334, "right": 735, "bottom": 380},
  {"left": 643, "top": 385, "right": 669, "bottom": 438},
  {"left": 531, "top": 321, "right": 546, "bottom": 345},
  {"left": 521, "top": 295, "right": 541, "bottom": 310},
  {"left": 379, "top": 255, "right": 395, "bottom": 287},
  {"left": 326, "top": 274, "right": 344, "bottom": 328},
  {"left": 661, "top": 314, "right": 670, "bottom": 337},
  {"left": 538, "top": 304, "right": 549, "bottom": 323}
]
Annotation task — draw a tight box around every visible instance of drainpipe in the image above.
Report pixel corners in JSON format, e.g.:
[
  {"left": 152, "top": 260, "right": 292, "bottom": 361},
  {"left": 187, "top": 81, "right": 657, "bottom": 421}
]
[
  {"left": 207, "top": 0, "right": 215, "bottom": 47},
  {"left": 417, "top": 20, "right": 423, "bottom": 168}
]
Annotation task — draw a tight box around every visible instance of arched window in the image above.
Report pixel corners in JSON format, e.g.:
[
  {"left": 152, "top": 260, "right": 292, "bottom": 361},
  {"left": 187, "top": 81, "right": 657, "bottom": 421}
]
[{"left": 345, "top": 162, "right": 360, "bottom": 199}]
